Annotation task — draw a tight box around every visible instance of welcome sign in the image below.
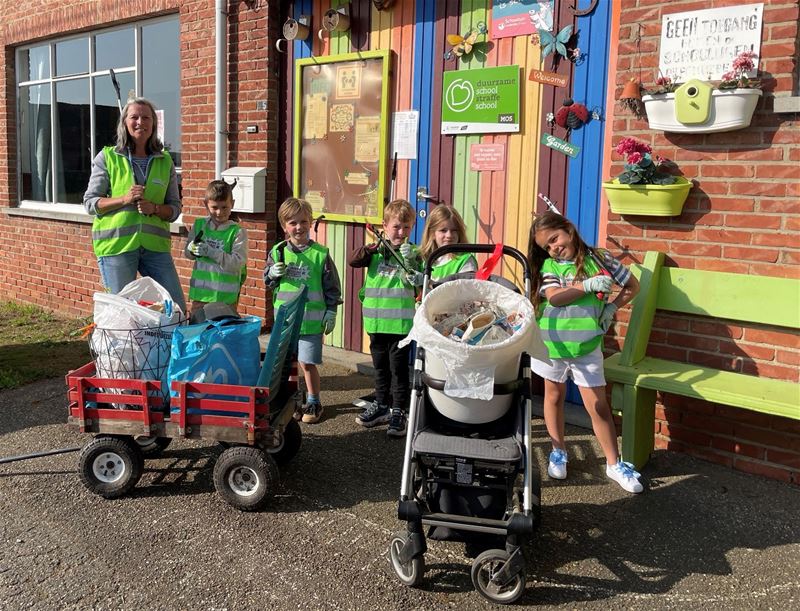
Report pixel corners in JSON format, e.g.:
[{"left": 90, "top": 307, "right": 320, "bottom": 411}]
[{"left": 441, "top": 65, "right": 520, "bottom": 135}]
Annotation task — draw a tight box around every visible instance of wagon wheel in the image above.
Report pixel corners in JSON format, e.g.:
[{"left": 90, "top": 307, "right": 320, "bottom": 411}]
[
  {"left": 134, "top": 435, "right": 172, "bottom": 457},
  {"left": 213, "top": 446, "right": 278, "bottom": 511},
  {"left": 266, "top": 419, "right": 302, "bottom": 465},
  {"left": 388, "top": 531, "right": 425, "bottom": 587},
  {"left": 471, "top": 549, "right": 526, "bottom": 604},
  {"left": 78, "top": 435, "right": 144, "bottom": 499}
]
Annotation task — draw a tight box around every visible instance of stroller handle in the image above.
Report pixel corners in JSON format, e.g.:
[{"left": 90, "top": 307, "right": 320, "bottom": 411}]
[{"left": 424, "top": 244, "right": 531, "bottom": 284}]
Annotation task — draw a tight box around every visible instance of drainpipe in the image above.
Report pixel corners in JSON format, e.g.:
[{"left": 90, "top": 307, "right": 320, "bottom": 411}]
[{"left": 215, "top": 0, "right": 227, "bottom": 178}]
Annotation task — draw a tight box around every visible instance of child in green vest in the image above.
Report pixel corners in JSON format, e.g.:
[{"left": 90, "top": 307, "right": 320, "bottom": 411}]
[
  {"left": 419, "top": 204, "right": 477, "bottom": 281},
  {"left": 185, "top": 180, "right": 248, "bottom": 319},
  {"left": 264, "top": 198, "right": 342, "bottom": 424},
  {"left": 349, "top": 199, "right": 423, "bottom": 437},
  {"left": 528, "top": 211, "right": 643, "bottom": 493}
]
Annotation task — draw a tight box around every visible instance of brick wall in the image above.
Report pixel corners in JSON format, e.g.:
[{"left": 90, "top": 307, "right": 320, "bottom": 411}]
[
  {"left": 609, "top": 0, "right": 800, "bottom": 483},
  {"left": 0, "top": 0, "right": 279, "bottom": 321}
]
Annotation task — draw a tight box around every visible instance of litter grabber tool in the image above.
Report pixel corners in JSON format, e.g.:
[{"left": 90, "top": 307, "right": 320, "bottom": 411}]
[
  {"left": 537, "top": 192, "right": 616, "bottom": 301},
  {"left": 365, "top": 222, "right": 413, "bottom": 275}
]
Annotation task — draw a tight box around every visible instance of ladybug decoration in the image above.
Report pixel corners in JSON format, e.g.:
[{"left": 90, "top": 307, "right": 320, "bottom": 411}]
[{"left": 555, "top": 98, "right": 590, "bottom": 130}]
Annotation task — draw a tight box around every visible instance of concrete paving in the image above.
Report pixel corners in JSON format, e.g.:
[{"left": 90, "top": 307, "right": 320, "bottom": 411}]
[{"left": 0, "top": 352, "right": 798, "bottom": 609}]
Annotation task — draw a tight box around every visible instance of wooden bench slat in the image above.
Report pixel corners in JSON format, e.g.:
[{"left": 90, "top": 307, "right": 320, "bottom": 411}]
[{"left": 606, "top": 353, "right": 800, "bottom": 420}]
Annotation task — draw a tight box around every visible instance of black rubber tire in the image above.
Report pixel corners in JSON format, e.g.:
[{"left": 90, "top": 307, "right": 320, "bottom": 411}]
[
  {"left": 78, "top": 435, "right": 144, "bottom": 499},
  {"left": 212, "top": 446, "right": 277, "bottom": 511},
  {"left": 471, "top": 549, "right": 525, "bottom": 604},
  {"left": 388, "top": 532, "right": 425, "bottom": 587},
  {"left": 267, "top": 419, "right": 302, "bottom": 465},
  {"left": 134, "top": 435, "right": 172, "bottom": 457}
]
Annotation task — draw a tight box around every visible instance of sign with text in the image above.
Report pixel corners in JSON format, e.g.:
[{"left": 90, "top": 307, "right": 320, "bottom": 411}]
[
  {"left": 491, "top": 0, "right": 553, "bottom": 40},
  {"left": 441, "top": 65, "right": 520, "bottom": 135},
  {"left": 470, "top": 143, "right": 506, "bottom": 171},
  {"left": 659, "top": 4, "right": 763, "bottom": 82},
  {"left": 528, "top": 69, "right": 568, "bottom": 88},
  {"left": 541, "top": 133, "right": 579, "bottom": 158}
]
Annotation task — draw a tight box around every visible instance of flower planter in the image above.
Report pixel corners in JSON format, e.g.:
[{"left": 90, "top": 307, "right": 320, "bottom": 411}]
[
  {"left": 642, "top": 88, "right": 762, "bottom": 133},
  {"left": 602, "top": 177, "right": 692, "bottom": 217}
]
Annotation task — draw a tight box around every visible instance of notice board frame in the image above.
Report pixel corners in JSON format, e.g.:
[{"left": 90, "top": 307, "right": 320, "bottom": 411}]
[{"left": 292, "top": 49, "right": 391, "bottom": 225}]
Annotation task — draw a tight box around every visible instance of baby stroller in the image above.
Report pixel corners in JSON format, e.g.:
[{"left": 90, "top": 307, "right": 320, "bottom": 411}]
[{"left": 388, "top": 244, "right": 541, "bottom": 604}]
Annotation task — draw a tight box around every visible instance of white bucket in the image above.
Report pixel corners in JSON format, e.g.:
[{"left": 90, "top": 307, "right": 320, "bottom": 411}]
[{"left": 400, "top": 279, "right": 548, "bottom": 424}]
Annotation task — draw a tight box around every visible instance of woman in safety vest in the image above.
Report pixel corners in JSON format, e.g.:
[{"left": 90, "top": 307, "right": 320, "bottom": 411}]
[{"left": 83, "top": 97, "right": 185, "bottom": 313}]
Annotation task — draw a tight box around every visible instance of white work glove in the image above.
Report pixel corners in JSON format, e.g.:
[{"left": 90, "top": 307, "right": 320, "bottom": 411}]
[
  {"left": 405, "top": 271, "right": 424, "bottom": 287},
  {"left": 582, "top": 275, "right": 613, "bottom": 294},
  {"left": 268, "top": 262, "right": 287, "bottom": 280},
  {"left": 188, "top": 241, "right": 209, "bottom": 257},
  {"left": 322, "top": 310, "right": 337, "bottom": 335},
  {"left": 599, "top": 303, "right": 618, "bottom": 332},
  {"left": 399, "top": 242, "right": 418, "bottom": 265}
]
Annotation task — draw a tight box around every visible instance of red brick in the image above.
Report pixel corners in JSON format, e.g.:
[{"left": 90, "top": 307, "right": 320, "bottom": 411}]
[
  {"left": 724, "top": 214, "right": 783, "bottom": 230},
  {"left": 743, "top": 329, "right": 800, "bottom": 349},
  {"left": 733, "top": 458, "right": 794, "bottom": 483}
]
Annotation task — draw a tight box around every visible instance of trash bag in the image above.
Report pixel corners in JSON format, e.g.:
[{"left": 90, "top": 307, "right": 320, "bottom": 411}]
[
  {"left": 167, "top": 316, "right": 262, "bottom": 393},
  {"left": 400, "top": 279, "right": 548, "bottom": 401},
  {"left": 89, "top": 278, "right": 184, "bottom": 406}
]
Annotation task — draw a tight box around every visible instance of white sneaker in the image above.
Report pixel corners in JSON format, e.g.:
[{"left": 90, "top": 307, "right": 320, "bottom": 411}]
[
  {"left": 606, "top": 461, "right": 644, "bottom": 494},
  {"left": 547, "top": 448, "right": 568, "bottom": 480}
]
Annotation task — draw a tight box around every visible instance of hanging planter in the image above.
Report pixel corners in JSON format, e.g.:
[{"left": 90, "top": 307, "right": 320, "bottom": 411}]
[
  {"left": 602, "top": 177, "right": 692, "bottom": 216},
  {"left": 642, "top": 84, "right": 762, "bottom": 133}
]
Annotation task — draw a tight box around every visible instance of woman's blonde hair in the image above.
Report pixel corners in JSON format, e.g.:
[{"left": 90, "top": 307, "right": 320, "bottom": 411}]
[
  {"left": 420, "top": 205, "right": 468, "bottom": 260},
  {"left": 115, "top": 97, "right": 163, "bottom": 154}
]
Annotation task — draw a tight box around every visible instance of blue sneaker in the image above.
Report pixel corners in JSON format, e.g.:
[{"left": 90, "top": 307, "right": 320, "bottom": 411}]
[
  {"left": 355, "top": 401, "right": 390, "bottom": 427},
  {"left": 548, "top": 448, "right": 568, "bottom": 480},
  {"left": 606, "top": 461, "right": 643, "bottom": 494},
  {"left": 387, "top": 409, "right": 407, "bottom": 437}
]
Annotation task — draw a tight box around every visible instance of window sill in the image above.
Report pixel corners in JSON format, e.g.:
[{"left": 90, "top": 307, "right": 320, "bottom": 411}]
[{"left": 5, "top": 201, "right": 185, "bottom": 234}]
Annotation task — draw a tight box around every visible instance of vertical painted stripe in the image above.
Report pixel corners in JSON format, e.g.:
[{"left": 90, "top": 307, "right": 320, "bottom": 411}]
[{"left": 599, "top": 1, "right": 622, "bottom": 247}]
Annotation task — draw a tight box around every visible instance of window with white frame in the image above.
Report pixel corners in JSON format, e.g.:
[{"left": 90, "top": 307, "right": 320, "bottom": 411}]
[{"left": 16, "top": 15, "right": 181, "bottom": 206}]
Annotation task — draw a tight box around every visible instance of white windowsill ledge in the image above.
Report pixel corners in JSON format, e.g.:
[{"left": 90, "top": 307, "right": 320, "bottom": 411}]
[{"left": 5, "top": 201, "right": 185, "bottom": 234}]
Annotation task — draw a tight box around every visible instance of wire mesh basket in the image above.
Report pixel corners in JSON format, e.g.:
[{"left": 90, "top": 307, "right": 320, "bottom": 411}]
[{"left": 89, "top": 319, "right": 184, "bottom": 406}]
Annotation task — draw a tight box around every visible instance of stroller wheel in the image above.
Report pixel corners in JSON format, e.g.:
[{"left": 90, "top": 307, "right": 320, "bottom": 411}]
[
  {"left": 471, "top": 549, "right": 525, "bottom": 604},
  {"left": 388, "top": 532, "right": 425, "bottom": 587}
]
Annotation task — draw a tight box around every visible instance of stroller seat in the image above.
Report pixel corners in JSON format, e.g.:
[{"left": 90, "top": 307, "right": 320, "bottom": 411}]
[{"left": 412, "top": 430, "right": 522, "bottom": 462}]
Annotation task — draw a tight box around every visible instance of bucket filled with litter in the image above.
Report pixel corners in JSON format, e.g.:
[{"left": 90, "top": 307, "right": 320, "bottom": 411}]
[{"left": 401, "top": 278, "right": 547, "bottom": 424}]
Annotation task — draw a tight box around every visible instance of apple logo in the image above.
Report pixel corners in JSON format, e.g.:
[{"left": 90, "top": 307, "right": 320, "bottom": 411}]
[{"left": 445, "top": 78, "right": 475, "bottom": 113}]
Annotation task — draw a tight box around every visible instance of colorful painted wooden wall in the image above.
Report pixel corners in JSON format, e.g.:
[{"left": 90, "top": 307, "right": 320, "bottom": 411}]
[{"left": 281, "top": 0, "right": 612, "bottom": 353}]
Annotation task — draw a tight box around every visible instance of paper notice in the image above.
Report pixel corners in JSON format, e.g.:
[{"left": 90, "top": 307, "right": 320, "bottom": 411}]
[
  {"left": 305, "top": 190, "right": 326, "bottom": 213},
  {"left": 303, "top": 93, "right": 328, "bottom": 140},
  {"left": 330, "top": 103, "right": 354, "bottom": 132},
  {"left": 391, "top": 110, "right": 419, "bottom": 160},
  {"left": 345, "top": 171, "right": 371, "bottom": 185},
  {"left": 336, "top": 64, "right": 362, "bottom": 99},
  {"left": 354, "top": 116, "right": 381, "bottom": 163}
]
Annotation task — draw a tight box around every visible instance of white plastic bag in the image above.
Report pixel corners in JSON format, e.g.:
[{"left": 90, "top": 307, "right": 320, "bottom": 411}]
[
  {"left": 400, "top": 279, "right": 549, "bottom": 401},
  {"left": 90, "top": 278, "right": 184, "bottom": 404}
]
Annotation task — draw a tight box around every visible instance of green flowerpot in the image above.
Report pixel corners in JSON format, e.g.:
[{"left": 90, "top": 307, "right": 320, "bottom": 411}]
[{"left": 602, "top": 177, "right": 692, "bottom": 216}]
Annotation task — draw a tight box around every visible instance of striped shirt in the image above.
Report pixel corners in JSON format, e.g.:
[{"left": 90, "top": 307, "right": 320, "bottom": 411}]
[{"left": 539, "top": 249, "right": 630, "bottom": 297}]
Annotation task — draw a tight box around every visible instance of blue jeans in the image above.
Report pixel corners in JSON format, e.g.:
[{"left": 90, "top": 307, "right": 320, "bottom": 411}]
[{"left": 97, "top": 248, "right": 186, "bottom": 313}]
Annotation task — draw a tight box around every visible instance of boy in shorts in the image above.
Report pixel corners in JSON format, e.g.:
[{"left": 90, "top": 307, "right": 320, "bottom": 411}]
[{"left": 264, "top": 198, "right": 342, "bottom": 423}]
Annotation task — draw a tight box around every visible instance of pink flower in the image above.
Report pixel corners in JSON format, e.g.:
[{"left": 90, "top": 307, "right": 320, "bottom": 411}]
[
  {"left": 615, "top": 137, "right": 652, "bottom": 157},
  {"left": 721, "top": 70, "right": 736, "bottom": 81},
  {"left": 627, "top": 151, "right": 643, "bottom": 165}
]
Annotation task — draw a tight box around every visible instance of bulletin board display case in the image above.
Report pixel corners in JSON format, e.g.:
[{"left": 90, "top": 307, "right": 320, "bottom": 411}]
[{"left": 293, "top": 50, "right": 391, "bottom": 225}]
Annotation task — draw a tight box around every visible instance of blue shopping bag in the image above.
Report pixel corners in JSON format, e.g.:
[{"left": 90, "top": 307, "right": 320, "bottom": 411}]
[{"left": 167, "top": 315, "right": 262, "bottom": 399}]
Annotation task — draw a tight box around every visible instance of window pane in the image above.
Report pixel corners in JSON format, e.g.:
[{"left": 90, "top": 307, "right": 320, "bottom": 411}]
[
  {"left": 55, "top": 38, "right": 89, "bottom": 77},
  {"left": 55, "top": 79, "right": 91, "bottom": 204},
  {"left": 19, "top": 46, "right": 50, "bottom": 82},
  {"left": 95, "top": 28, "right": 134, "bottom": 71},
  {"left": 94, "top": 72, "right": 135, "bottom": 150},
  {"left": 20, "top": 84, "right": 53, "bottom": 202},
  {"left": 142, "top": 19, "right": 181, "bottom": 166}
]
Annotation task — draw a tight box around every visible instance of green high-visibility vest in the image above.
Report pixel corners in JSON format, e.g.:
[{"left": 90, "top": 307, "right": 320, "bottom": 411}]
[
  {"left": 360, "top": 251, "right": 416, "bottom": 335},
  {"left": 431, "top": 253, "right": 475, "bottom": 280},
  {"left": 188, "top": 218, "right": 245, "bottom": 305},
  {"left": 91, "top": 146, "right": 173, "bottom": 256},
  {"left": 271, "top": 241, "right": 328, "bottom": 335},
  {"left": 537, "top": 257, "right": 604, "bottom": 359}
]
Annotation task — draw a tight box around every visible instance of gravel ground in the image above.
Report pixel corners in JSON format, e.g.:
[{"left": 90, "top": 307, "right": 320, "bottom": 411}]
[{"left": 1, "top": 365, "right": 799, "bottom": 610}]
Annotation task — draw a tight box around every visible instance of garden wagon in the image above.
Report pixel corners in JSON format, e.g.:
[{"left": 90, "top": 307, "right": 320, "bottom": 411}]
[{"left": 65, "top": 289, "right": 307, "bottom": 511}]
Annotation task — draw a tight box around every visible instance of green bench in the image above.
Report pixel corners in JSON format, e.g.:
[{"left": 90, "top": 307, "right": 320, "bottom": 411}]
[{"left": 605, "top": 251, "right": 800, "bottom": 468}]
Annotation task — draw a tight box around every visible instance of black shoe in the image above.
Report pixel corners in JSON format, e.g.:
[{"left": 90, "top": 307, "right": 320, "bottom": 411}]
[{"left": 387, "top": 409, "right": 407, "bottom": 437}]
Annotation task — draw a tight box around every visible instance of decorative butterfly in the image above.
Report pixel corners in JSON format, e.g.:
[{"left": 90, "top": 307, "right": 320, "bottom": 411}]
[
  {"left": 447, "top": 29, "right": 480, "bottom": 58},
  {"left": 538, "top": 24, "right": 573, "bottom": 61}
]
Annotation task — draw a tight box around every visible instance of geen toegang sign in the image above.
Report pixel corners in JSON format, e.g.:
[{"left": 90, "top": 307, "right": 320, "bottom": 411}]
[
  {"left": 441, "top": 65, "right": 520, "bottom": 135},
  {"left": 659, "top": 4, "right": 763, "bottom": 82}
]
